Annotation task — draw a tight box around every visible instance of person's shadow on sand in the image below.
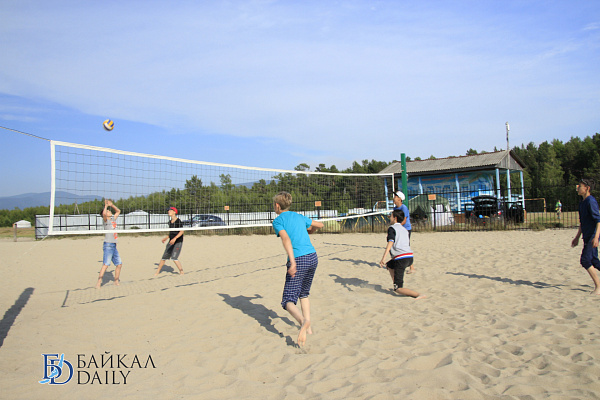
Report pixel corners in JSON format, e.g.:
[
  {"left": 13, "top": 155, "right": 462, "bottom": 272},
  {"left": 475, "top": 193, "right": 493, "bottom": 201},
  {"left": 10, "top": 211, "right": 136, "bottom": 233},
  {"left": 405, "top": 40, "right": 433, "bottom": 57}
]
[
  {"left": 329, "top": 257, "right": 379, "bottom": 268},
  {"left": 329, "top": 274, "right": 390, "bottom": 294},
  {"left": 0, "top": 287, "right": 34, "bottom": 349},
  {"left": 218, "top": 293, "right": 297, "bottom": 347},
  {"left": 97, "top": 271, "right": 116, "bottom": 287},
  {"left": 153, "top": 263, "right": 176, "bottom": 274},
  {"left": 445, "top": 272, "right": 565, "bottom": 289}
]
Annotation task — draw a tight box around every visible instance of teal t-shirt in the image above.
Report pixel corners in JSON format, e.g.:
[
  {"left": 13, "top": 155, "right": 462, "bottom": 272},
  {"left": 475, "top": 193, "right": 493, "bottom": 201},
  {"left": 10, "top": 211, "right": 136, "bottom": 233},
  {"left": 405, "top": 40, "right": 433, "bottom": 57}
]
[{"left": 272, "top": 211, "right": 315, "bottom": 258}]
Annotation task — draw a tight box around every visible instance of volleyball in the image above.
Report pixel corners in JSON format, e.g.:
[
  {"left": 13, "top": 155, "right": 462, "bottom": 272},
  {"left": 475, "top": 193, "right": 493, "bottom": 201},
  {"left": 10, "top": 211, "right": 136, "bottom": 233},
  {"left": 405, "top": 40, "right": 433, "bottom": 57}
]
[{"left": 103, "top": 119, "right": 114, "bottom": 131}]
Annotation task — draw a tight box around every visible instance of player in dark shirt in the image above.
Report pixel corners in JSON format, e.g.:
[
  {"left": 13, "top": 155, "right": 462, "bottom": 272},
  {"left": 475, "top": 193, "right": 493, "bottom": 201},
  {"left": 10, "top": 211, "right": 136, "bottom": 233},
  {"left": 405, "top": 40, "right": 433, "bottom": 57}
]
[{"left": 154, "top": 206, "right": 184, "bottom": 276}]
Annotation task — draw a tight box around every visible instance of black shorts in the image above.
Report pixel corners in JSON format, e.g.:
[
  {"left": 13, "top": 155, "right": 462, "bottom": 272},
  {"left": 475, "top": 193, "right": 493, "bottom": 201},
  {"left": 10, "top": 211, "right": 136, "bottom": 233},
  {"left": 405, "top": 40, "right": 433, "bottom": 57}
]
[{"left": 386, "top": 257, "right": 413, "bottom": 289}]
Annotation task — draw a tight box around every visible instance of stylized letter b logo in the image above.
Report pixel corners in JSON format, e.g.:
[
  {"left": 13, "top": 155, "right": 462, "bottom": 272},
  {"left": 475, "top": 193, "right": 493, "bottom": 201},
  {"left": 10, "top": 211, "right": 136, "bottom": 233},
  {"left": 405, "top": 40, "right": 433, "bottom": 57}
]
[{"left": 39, "top": 353, "right": 73, "bottom": 385}]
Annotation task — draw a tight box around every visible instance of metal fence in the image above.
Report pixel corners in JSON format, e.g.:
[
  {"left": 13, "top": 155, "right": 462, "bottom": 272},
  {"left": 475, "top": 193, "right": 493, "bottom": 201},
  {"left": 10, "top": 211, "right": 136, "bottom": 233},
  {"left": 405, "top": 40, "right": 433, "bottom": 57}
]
[
  {"left": 404, "top": 184, "right": 579, "bottom": 232},
  {"left": 34, "top": 184, "right": 584, "bottom": 237},
  {"left": 326, "top": 184, "right": 582, "bottom": 234}
]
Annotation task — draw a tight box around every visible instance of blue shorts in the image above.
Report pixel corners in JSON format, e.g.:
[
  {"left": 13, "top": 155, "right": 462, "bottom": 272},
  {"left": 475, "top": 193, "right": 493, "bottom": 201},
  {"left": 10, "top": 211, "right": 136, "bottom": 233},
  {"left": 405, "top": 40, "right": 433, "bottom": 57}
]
[
  {"left": 103, "top": 242, "right": 122, "bottom": 266},
  {"left": 580, "top": 238, "right": 600, "bottom": 270},
  {"left": 281, "top": 252, "right": 318, "bottom": 309}
]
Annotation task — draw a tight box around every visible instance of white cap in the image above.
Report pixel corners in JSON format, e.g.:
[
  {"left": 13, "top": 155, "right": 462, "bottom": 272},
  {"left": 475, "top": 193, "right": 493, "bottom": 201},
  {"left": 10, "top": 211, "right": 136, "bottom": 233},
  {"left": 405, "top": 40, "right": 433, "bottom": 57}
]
[{"left": 394, "top": 191, "right": 405, "bottom": 201}]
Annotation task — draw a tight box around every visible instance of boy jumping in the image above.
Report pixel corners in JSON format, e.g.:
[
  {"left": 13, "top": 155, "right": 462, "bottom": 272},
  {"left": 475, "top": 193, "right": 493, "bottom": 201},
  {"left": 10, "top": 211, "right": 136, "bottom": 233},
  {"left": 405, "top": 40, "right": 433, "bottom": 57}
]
[
  {"left": 272, "top": 191, "right": 324, "bottom": 346},
  {"left": 97, "top": 199, "right": 123, "bottom": 288}
]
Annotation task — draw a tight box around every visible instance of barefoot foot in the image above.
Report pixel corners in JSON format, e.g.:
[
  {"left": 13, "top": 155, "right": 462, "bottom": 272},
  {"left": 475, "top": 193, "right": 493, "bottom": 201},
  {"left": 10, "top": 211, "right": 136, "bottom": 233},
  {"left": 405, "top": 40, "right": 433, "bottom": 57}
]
[{"left": 298, "top": 320, "right": 311, "bottom": 347}]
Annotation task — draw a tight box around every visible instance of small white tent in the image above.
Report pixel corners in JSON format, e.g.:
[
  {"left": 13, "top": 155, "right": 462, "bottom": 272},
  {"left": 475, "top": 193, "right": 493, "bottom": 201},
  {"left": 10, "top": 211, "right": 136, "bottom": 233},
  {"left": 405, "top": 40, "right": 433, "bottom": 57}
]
[{"left": 13, "top": 220, "right": 32, "bottom": 228}]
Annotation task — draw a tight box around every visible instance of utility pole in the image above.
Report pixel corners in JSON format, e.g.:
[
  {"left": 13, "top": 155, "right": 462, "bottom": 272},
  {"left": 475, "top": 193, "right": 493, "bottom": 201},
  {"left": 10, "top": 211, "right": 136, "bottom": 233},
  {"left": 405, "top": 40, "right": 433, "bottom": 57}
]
[{"left": 505, "top": 122, "right": 510, "bottom": 152}]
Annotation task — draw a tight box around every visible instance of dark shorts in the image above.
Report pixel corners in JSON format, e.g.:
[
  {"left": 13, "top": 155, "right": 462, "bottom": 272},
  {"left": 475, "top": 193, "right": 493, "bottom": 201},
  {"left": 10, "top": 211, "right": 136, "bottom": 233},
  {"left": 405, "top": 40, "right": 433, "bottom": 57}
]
[
  {"left": 162, "top": 242, "right": 183, "bottom": 261},
  {"left": 580, "top": 239, "right": 600, "bottom": 270},
  {"left": 386, "top": 257, "right": 413, "bottom": 289}
]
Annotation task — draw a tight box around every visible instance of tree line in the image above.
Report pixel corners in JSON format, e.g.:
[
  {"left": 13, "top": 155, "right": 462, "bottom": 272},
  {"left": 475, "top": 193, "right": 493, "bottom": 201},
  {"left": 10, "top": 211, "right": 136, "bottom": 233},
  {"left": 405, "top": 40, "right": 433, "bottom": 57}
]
[
  {"left": 0, "top": 159, "right": 391, "bottom": 227},
  {"left": 2, "top": 134, "right": 598, "bottom": 227}
]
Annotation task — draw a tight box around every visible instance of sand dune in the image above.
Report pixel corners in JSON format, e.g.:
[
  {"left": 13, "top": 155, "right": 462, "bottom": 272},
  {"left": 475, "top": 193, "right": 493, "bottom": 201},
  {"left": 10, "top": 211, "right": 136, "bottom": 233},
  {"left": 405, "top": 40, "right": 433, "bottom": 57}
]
[{"left": 1, "top": 229, "right": 600, "bottom": 399}]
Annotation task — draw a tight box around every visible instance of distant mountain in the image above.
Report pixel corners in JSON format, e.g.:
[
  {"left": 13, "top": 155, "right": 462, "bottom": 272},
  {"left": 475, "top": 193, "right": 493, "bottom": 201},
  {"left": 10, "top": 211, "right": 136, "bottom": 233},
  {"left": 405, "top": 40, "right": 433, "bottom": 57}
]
[{"left": 0, "top": 192, "right": 102, "bottom": 210}]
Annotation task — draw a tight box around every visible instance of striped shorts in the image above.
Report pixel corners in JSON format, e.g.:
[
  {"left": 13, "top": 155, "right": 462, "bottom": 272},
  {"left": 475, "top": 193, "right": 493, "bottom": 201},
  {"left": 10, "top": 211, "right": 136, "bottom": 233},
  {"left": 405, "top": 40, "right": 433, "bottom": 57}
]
[{"left": 281, "top": 252, "right": 318, "bottom": 309}]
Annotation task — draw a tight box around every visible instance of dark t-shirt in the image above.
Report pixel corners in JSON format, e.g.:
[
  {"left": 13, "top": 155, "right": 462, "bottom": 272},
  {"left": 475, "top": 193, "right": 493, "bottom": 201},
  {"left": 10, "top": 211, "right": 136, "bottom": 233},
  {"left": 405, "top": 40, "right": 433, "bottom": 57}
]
[
  {"left": 169, "top": 218, "right": 184, "bottom": 243},
  {"left": 579, "top": 196, "right": 600, "bottom": 241}
]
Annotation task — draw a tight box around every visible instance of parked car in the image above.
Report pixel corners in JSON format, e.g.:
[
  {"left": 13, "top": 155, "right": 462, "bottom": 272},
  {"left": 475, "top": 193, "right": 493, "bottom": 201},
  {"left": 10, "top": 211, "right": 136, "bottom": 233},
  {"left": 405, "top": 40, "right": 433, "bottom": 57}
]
[
  {"left": 468, "top": 195, "right": 503, "bottom": 225},
  {"left": 468, "top": 195, "right": 525, "bottom": 225},
  {"left": 505, "top": 202, "right": 525, "bottom": 223},
  {"left": 182, "top": 214, "right": 226, "bottom": 227}
]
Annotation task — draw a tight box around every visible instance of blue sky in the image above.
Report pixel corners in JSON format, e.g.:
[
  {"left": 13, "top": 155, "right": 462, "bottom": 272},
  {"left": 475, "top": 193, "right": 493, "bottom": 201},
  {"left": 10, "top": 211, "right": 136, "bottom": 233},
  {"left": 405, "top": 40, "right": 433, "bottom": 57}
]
[{"left": 1, "top": 0, "right": 599, "bottom": 197}]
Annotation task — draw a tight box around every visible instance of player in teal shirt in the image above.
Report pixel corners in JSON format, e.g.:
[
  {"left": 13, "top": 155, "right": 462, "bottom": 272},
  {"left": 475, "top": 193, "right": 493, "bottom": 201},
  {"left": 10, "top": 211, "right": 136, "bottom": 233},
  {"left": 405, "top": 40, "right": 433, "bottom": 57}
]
[{"left": 272, "top": 191, "right": 323, "bottom": 346}]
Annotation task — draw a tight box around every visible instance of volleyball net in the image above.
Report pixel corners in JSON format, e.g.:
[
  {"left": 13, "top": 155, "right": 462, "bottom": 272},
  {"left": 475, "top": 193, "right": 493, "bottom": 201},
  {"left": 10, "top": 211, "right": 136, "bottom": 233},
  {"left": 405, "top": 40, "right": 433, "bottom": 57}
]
[{"left": 41, "top": 141, "right": 396, "bottom": 236}]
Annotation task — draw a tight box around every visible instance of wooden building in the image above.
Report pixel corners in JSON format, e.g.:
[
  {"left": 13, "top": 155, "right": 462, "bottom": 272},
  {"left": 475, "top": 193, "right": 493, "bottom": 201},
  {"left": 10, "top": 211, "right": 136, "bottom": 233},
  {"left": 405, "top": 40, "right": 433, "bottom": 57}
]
[{"left": 380, "top": 150, "right": 526, "bottom": 214}]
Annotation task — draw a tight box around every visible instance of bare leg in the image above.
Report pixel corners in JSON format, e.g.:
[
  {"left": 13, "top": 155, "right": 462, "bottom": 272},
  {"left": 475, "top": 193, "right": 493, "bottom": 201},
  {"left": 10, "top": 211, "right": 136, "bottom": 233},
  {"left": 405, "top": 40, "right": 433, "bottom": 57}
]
[
  {"left": 285, "top": 300, "right": 311, "bottom": 346},
  {"left": 114, "top": 264, "right": 122, "bottom": 285},
  {"left": 407, "top": 264, "right": 416, "bottom": 274},
  {"left": 395, "top": 287, "right": 426, "bottom": 299},
  {"left": 154, "top": 260, "right": 166, "bottom": 276},
  {"left": 387, "top": 267, "right": 395, "bottom": 285},
  {"left": 586, "top": 267, "right": 600, "bottom": 295},
  {"left": 174, "top": 260, "right": 184, "bottom": 274},
  {"left": 96, "top": 264, "right": 109, "bottom": 288},
  {"left": 299, "top": 297, "right": 313, "bottom": 335}
]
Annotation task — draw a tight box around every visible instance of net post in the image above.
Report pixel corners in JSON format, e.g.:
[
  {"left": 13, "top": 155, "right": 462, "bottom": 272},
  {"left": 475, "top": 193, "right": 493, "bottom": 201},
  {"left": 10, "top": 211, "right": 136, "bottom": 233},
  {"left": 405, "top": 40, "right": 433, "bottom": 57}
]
[
  {"left": 401, "top": 153, "right": 408, "bottom": 198},
  {"left": 49, "top": 141, "right": 56, "bottom": 235}
]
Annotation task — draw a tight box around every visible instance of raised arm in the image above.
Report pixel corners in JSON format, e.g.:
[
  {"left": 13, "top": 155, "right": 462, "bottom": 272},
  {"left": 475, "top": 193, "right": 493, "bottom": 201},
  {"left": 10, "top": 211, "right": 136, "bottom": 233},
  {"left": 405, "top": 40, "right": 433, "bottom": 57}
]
[
  {"left": 110, "top": 201, "right": 121, "bottom": 219},
  {"left": 102, "top": 199, "right": 110, "bottom": 222}
]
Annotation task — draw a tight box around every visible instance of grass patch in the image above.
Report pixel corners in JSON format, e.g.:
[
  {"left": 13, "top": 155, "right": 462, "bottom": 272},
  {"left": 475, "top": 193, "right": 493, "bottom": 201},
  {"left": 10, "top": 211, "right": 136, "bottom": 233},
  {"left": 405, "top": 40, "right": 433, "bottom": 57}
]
[{"left": 0, "top": 227, "right": 36, "bottom": 239}]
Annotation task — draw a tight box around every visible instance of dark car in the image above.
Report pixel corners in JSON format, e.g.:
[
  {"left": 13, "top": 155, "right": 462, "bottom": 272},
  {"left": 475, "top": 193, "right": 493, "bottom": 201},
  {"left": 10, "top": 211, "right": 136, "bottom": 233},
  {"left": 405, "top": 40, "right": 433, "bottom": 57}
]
[
  {"left": 468, "top": 195, "right": 503, "bottom": 225},
  {"left": 468, "top": 195, "right": 525, "bottom": 224},
  {"left": 504, "top": 202, "right": 525, "bottom": 223},
  {"left": 182, "top": 214, "right": 226, "bottom": 227}
]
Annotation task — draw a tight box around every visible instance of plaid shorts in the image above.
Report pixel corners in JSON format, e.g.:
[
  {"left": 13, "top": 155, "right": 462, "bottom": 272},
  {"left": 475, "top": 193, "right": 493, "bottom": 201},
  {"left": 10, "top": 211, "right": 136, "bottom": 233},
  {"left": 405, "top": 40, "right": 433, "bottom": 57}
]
[{"left": 281, "top": 252, "right": 318, "bottom": 309}]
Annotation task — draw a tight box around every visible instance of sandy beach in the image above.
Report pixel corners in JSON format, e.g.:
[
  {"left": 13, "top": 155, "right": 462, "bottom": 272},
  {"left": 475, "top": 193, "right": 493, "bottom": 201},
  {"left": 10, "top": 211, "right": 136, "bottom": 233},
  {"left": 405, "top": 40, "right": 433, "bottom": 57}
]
[{"left": 1, "top": 229, "right": 600, "bottom": 399}]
